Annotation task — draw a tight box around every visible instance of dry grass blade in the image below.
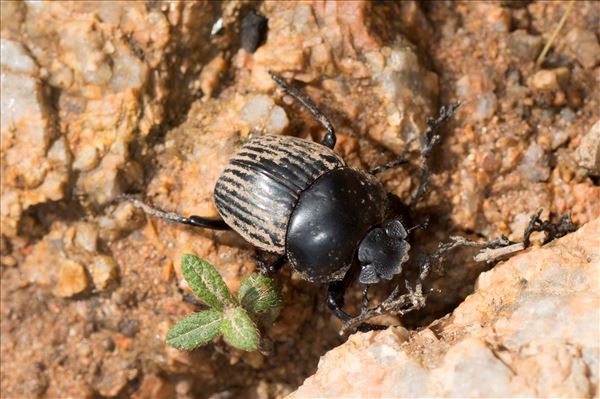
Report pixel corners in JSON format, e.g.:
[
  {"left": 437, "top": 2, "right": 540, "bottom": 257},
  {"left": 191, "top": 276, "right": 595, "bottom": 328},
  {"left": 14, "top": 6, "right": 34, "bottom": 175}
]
[{"left": 536, "top": 0, "right": 576, "bottom": 67}]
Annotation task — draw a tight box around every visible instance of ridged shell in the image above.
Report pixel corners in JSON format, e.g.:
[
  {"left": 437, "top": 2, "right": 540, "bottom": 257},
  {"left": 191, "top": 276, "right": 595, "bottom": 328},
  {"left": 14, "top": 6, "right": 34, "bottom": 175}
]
[{"left": 214, "top": 135, "right": 344, "bottom": 254}]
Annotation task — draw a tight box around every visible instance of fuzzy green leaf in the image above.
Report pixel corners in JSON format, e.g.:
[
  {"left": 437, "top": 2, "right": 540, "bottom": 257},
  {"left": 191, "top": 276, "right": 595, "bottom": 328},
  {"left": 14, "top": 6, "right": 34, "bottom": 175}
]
[
  {"left": 166, "top": 309, "right": 223, "bottom": 350},
  {"left": 181, "top": 254, "right": 236, "bottom": 309},
  {"left": 221, "top": 307, "right": 259, "bottom": 351},
  {"left": 238, "top": 273, "right": 282, "bottom": 318}
]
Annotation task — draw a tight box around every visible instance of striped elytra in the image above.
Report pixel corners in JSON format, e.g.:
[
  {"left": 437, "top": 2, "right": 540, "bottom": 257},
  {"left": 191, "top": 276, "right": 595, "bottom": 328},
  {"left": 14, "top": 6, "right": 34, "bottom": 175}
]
[{"left": 213, "top": 135, "right": 345, "bottom": 254}]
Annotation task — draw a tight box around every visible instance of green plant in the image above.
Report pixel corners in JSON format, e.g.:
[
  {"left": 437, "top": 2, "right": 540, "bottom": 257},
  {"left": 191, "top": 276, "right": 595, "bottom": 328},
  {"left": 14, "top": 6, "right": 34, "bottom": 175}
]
[{"left": 166, "top": 254, "right": 282, "bottom": 351}]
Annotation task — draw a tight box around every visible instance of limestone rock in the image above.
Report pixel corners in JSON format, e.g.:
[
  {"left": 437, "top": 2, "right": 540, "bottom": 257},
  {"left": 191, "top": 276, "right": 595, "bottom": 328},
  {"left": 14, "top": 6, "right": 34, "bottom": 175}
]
[
  {"left": 290, "top": 218, "right": 599, "bottom": 398},
  {"left": 0, "top": 38, "right": 69, "bottom": 237},
  {"left": 1, "top": 1, "right": 222, "bottom": 235}
]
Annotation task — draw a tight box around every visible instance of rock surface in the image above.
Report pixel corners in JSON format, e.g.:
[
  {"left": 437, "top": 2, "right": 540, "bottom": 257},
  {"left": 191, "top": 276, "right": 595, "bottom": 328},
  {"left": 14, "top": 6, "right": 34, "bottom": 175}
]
[
  {"left": 1, "top": 1, "right": 224, "bottom": 236},
  {"left": 1, "top": 37, "right": 69, "bottom": 236},
  {"left": 2, "top": 1, "right": 600, "bottom": 398},
  {"left": 290, "top": 218, "right": 600, "bottom": 398}
]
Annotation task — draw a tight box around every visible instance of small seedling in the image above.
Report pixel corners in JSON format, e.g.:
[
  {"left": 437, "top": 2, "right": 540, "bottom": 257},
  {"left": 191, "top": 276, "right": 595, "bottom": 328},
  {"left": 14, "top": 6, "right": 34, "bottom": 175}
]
[{"left": 166, "top": 254, "right": 282, "bottom": 351}]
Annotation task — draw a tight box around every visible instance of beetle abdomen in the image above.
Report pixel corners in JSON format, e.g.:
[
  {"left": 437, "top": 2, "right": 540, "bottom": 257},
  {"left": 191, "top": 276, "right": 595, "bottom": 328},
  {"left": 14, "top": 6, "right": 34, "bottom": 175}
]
[{"left": 214, "top": 135, "right": 344, "bottom": 254}]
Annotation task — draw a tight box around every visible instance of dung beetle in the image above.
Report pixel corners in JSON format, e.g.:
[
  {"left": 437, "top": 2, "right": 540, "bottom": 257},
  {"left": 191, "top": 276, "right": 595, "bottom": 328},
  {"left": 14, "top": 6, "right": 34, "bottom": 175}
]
[{"left": 134, "top": 72, "right": 458, "bottom": 326}]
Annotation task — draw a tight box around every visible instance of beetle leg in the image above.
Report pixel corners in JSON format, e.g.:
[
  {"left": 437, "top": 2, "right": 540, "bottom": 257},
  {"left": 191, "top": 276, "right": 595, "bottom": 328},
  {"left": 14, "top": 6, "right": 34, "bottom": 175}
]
[
  {"left": 326, "top": 280, "right": 351, "bottom": 323},
  {"left": 369, "top": 158, "right": 409, "bottom": 175},
  {"left": 269, "top": 71, "right": 337, "bottom": 149},
  {"left": 253, "top": 253, "right": 286, "bottom": 276},
  {"left": 124, "top": 194, "right": 231, "bottom": 230},
  {"left": 327, "top": 277, "right": 387, "bottom": 332},
  {"left": 523, "top": 209, "right": 577, "bottom": 248},
  {"left": 410, "top": 102, "right": 460, "bottom": 208},
  {"left": 361, "top": 285, "right": 370, "bottom": 310}
]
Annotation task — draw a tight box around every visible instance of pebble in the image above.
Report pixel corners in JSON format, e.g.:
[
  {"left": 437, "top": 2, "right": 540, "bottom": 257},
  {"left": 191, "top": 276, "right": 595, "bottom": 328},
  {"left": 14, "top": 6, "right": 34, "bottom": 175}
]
[
  {"left": 1, "top": 255, "right": 17, "bottom": 267},
  {"left": 72, "top": 145, "right": 100, "bottom": 172},
  {"left": 507, "top": 29, "right": 543, "bottom": 62},
  {"left": 98, "top": 202, "right": 144, "bottom": 242},
  {"left": 54, "top": 260, "right": 89, "bottom": 297},
  {"left": 559, "top": 107, "right": 576, "bottom": 122},
  {"left": 74, "top": 222, "right": 99, "bottom": 253},
  {"left": 102, "top": 337, "right": 116, "bottom": 352},
  {"left": 90, "top": 254, "right": 119, "bottom": 290},
  {"left": 530, "top": 68, "right": 569, "bottom": 91},
  {"left": 241, "top": 94, "right": 289, "bottom": 135},
  {"left": 132, "top": 374, "right": 174, "bottom": 399},
  {"left": 564, "top": 27, "right": 600, "bottom": 69},
  {"left": 518, "top": 142, "right": 550, "bottom": 182},
  {"left": 575, "top": 120, "right": 600, "bottom": 176},
  {"left": 95, "top": 370, "right": 128, "bottom": 398},
  {"left": 175, "top": 379, "right": 193, "bottom": 396},
  {"left": 475, "top": 92, "right": 498, "bottom": 121},
  {"left": 475, "top": 2, "right": 511, "bottom": 33},
  {"left": 20, "top": 362, "right": 48, "bottom": 397},
  {"left": 242, "top": 351, "right": 265, "bottom": 369},
  {"left": 550, "top": 129, "right": 569, "bottom": 150},
  {"left": 199, "top": 53, "right": 226, "bottom": 99},
  {"left": 456, "top": 73, "right": 498, "bottom": 121},
  {"left": 118, "top": 318, "right": 140, "bottom": 337}
]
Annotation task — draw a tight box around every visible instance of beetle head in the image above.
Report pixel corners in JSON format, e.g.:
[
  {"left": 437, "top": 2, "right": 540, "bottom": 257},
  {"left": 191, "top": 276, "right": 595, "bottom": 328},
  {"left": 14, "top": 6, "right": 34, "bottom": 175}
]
[{"left": 357, "top": 219, "right": 410, "bottom": 284}]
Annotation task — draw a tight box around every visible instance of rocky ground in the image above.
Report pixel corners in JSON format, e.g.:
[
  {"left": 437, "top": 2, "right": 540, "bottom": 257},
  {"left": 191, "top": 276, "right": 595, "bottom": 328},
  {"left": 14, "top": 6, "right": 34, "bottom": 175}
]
[
  {"left": 292, "top": 219, "right": 599, "bottom": 398},
  {"left": 1, "top": 1, "right": 599, "bottom": 398}
]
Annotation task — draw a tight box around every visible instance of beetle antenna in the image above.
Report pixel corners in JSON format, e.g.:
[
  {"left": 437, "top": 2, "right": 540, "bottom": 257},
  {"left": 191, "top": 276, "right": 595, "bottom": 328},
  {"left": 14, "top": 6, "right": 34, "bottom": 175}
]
[
  {"left": 406, "top": 217, "right": 430, "bottom": 235},
  {"left": 269, "top": 71, "right": 337, "bottom": 149}
]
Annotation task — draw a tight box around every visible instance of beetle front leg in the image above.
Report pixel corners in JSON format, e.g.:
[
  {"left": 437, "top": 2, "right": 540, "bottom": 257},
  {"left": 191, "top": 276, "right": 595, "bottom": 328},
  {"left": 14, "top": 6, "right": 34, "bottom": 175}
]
[
  {"left": 410, "top": 102, "right": 460, "bottom": 208},
  {"left": 327, "top": 279, "right": 387, "bottom": 333},
  {"left": 326, "top": 280, "right": 351, "bottom": 323},
  {"left": 523, "top": 209, "right": 577, "bottom": 247},
  {"left": 253, "top": 253, "right": 286, "bottom": 276}
]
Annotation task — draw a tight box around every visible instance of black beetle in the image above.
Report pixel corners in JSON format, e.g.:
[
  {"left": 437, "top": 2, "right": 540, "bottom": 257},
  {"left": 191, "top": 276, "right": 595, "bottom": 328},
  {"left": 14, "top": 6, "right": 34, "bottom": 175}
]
[{"left": 134, "top": 72, "right": 459, "bottom": 326}]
